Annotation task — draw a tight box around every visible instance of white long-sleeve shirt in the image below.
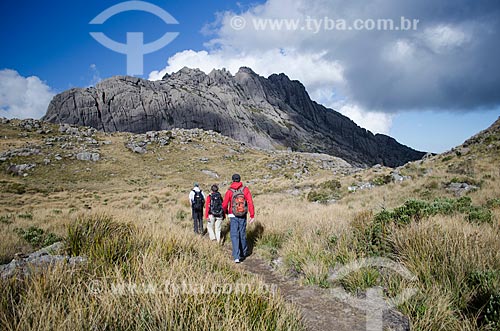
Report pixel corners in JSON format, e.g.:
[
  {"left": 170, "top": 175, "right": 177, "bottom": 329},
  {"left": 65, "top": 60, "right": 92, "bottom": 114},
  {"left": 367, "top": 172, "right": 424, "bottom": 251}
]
[{"left": 189, "top": 187, "right": 206, "bottom": 206}]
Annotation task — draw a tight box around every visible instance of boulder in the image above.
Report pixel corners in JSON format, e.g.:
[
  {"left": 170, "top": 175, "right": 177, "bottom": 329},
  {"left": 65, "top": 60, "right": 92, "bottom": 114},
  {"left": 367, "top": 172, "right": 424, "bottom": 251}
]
[
  {"left": 6, "top": 163, "right": 36, "bottom": 176},
  {"left": 447, "top": 182, "right": 478, "bottom": 197},
  {"left": 0, "top": 242, "right": 87, "bottom": 279},
  {"left": 201, "top": 170, "right": 219, "bottom": 178},
  {"left": 76, "top": 152, "right": 100, "bottom": 161}
]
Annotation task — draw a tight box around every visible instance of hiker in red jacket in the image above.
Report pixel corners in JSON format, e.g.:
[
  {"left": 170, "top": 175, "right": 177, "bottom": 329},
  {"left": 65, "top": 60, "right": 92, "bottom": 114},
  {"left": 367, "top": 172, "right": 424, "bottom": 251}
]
[
  {"left": 222, "top": 174, "right": 255, "bottom": 263},
  {"left": 204, "top": 184, "right": 224, "bottom": 244}
]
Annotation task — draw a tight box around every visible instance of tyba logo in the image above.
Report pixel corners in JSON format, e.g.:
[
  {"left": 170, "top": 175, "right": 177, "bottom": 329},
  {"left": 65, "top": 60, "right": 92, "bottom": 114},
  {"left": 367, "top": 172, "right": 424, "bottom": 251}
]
[{"left": 89, "top": 1, "right": 179, "bottom": 75}]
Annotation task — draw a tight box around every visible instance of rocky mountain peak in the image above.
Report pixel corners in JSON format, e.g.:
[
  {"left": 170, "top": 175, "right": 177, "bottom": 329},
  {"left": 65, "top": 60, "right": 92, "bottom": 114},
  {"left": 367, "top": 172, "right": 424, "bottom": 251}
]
[
  {"left": 236, "top": 66, "right": 257, "bottom": 75},
  {"left": 42, "top": 67, "right": 425, "bottom": 167}
]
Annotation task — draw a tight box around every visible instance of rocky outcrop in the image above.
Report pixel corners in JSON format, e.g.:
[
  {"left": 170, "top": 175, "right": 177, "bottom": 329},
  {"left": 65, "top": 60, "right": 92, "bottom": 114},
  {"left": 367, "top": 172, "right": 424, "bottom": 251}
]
[
  {"left": 0, "top": 242, "right": 87, "bottom": 279},
  {"left": 43, "top": 67, "right": 425, "bottom": 167}
]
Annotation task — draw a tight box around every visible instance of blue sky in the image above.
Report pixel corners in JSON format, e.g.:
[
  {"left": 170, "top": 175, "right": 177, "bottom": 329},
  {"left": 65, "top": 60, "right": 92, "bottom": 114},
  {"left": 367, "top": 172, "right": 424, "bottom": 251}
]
[{"left": 1, "top": 0, "right": 499, "bottom": 153}]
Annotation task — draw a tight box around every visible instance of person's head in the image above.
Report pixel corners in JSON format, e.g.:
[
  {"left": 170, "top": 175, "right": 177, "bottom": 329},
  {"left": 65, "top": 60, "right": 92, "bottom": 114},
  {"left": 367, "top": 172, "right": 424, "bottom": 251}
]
[
  {"left": 232, "top": 174, "right": 241, "bottom": 182},
  {"left": 193, "top": 182, "right": 199, "bottom": 188},
  {"left": 211, "top": 184, "right": 219, "bottom": 192}
]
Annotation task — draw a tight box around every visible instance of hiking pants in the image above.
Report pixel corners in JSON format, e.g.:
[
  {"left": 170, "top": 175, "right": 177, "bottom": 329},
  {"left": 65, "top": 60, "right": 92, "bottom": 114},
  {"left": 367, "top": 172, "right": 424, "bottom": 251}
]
[
  {"left": 192, "top": 208, "right": 203, "bottom": 234},
  {"left": 230, "top": 216, "right": 248, "bottom": 260},
  {"left": 207, "top": 215, "right": 223, "bottom": 242}
]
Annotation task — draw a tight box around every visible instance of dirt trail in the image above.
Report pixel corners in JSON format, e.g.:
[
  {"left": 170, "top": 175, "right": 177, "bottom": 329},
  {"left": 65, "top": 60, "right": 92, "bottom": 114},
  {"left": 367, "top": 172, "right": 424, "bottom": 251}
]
[
  {"left": 221, "top": 224, "right": 409, "bottom": 331},
  {"left": 236, "top": 252, "right": 367, "bottom": 331}
]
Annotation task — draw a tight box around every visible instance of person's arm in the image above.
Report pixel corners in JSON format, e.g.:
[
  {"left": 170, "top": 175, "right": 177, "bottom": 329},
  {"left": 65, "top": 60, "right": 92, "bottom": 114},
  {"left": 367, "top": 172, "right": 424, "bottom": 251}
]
[
  {"left": 204, "top": 194, "right": 211, "bottom": 219},
  {"left": 222, "top": 190, "right": 231, "bottom": 215},
  {"left": 244, "top": 187, "right": 255, "bottom": 220},
  {"left": 188, "top": 190, "right": 194, "bottom": 206}
]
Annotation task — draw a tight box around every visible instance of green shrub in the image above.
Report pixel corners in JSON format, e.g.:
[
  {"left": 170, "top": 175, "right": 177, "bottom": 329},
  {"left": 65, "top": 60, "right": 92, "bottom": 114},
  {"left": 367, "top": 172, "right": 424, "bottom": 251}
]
[
  {"left": 467, "top": 271, "right": 500, "bottom": 328},
  {"left": 320, "top": 179, "right": 341, "bottom": 191},
  {"left": 14, "top": 226, "right": 61, "bottom": 249},
  {"left": 485, "top": 292, "right": 500, "bottom": 328},
  {"left": 442, "top": 155, "right": 454, "bottom": 162},
  {"left": 0, "top": 214, "right": 14, "bottom": 224},
  {"left": 307, "top": 190, "right": 335, "bottom": 203},
  {"left": 364, "top": 196, "right": 494, "bottom": 256},
  {"left": 486, "top": 198, "right": 500, "bottom": 209},
  {"left": 307, "top": 180, "right": 342, "bottom": 203},
  {"left": 372, "top": 175, "right": 392, "bottom": 186},
  {"left": 17, "top": 212, "right": 33, "bottom": 220},
  {"left": 373, "top": 196, "right": 492, "bottom": 226},
  {"left": 467, "top": 207, "right": 492, "bottom": 225}
]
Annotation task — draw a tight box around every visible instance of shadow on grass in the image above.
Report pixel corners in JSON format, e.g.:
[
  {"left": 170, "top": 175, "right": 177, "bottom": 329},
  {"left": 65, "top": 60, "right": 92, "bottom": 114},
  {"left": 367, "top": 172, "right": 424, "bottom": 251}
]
[
  {"left": 246, "top": 221, "right": 264, "bottom": 256},
  {"left": 220, "top": 220, "right": 264, "bottom": 256}
]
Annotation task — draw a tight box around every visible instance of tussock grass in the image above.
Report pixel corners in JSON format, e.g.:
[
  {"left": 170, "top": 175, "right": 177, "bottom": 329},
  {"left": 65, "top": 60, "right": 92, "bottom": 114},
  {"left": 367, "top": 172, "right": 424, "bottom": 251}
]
[
  {"left": 1, "top": 213, "right": 304, "bottom": 331},
  {"left": 250, "top": 154, "right": 500, "bottom": 330}
]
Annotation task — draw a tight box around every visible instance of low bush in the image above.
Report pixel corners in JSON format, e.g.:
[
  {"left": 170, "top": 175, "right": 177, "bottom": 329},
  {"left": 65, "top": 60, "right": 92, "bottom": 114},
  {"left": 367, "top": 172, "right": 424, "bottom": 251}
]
[
  {"left": 358, "top": 197, "right": 494, "bottom": 256},
  {"left": 307, "top": 179, "right": 342, "bottom": 203},
  {"left": 14, "top": 226, "right": 61, "bottom": 249},
  {"left": 0, "top": 214, "right": 14, "bottom": 224},
  {"left": 442, "top": 155, "right": 454, "bottom": 162},
  {"left": 374, "top": 197, "right": 492, "bottom": 226},
  {"left": 372, "top": 174, "right": 392, "bottom": 186}
]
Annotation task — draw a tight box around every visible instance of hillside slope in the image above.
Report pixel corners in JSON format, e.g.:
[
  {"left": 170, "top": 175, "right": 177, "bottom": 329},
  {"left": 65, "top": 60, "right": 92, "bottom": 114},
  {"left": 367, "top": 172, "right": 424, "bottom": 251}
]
[{"left": 1, "top": 117, "right": 499, "bottom": 331}]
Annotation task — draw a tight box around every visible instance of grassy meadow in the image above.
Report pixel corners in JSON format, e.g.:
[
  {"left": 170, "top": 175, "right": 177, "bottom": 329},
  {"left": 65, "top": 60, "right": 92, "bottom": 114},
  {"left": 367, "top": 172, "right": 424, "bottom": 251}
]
[{"left": 1, "top": 118, "right": 499, "bottom": 330}]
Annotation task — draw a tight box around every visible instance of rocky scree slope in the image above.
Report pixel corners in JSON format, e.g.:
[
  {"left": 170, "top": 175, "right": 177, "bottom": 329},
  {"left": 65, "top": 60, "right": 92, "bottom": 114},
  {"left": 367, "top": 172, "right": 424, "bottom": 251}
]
[{"left": 43, "top": 67, "right": 425, "bottom": 167}]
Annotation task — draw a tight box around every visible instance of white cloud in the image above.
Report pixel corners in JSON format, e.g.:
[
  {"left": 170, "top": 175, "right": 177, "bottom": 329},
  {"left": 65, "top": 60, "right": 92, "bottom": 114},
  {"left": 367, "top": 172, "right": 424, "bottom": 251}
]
[
  {"left": 88, "top": 64, "right": 102, "bottom": 87},
  {"left": 421, "top": 24, "right": 470, "bottom": 53},
  {"left": 0, "top": 69, "right": 55, "bottom": 119},
  {"left": 150, "top": 0, "right": 499, "bottom": 134},
  {"left": 385, "top": 39, "right": 416, "bottom": 63},
  {"left": 309, "top": 88, "right": 393, "bottom": 134},
  {"left": 335, "top": 103, "right": 394, "bottom": 135},
  {"left": 149, "top": 49, "right": 344, "bottom": 90}
]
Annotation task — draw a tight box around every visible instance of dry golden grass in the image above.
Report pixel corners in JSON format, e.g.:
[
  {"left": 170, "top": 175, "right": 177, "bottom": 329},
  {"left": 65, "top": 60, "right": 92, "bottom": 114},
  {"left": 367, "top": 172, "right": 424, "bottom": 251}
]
[{"left": 1, "top": 119, "right": 500, "bottom": 330}]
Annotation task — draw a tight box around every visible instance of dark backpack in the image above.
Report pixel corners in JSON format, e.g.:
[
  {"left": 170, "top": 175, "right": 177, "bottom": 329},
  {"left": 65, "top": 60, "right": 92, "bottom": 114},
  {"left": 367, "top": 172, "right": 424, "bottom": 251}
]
[
  {"left": 231, "top": 187, "right": 248, "bottom": 217},
  {"left": 210, "top": 192, "right": 223, "bottom": 217},
  {"left": 192, "top": 190, "right": 204, "bottom": 210}
]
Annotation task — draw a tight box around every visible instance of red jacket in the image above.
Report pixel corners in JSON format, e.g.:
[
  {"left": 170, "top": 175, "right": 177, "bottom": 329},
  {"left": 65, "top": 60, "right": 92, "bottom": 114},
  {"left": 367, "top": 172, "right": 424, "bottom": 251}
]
[{"left": 222, "top": 182, "right": 255, "bottom": 218}]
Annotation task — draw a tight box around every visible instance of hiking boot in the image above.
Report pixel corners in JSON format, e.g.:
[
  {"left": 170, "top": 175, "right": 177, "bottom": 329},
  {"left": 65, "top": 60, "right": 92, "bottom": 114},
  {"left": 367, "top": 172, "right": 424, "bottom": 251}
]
[{"left": 234, "top": 259, "right": 240, "bottom": 263}]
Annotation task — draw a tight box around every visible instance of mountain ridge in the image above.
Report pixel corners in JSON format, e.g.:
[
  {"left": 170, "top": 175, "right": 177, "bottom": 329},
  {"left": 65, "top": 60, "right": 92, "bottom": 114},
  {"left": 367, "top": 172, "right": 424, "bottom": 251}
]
[{"left": 42, "top": 67, "right": 425, "bottom": 167}]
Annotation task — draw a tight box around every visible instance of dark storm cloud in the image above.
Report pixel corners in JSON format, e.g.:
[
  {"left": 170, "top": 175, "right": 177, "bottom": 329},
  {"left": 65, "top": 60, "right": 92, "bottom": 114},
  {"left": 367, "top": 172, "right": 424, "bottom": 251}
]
[{"left": 315, "top": 0, "right": 500, "bottom": 111}]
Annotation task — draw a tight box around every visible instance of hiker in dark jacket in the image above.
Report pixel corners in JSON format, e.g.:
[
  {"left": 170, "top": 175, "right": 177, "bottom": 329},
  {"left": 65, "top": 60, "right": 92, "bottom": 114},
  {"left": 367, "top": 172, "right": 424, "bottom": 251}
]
[
  {"left": 189, "top": 183, "right": 206, "bottom": 235},
  {"left": 222, "top": 174, "right": 255, "bottom": 263},
  {"left": 205, "top": 184, "right": 224, "bottom": 243}
]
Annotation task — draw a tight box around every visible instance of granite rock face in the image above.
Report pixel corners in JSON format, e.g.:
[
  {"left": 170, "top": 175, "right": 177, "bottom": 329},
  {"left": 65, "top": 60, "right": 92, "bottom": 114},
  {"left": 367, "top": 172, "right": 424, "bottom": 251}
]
[{"left": 43, "top": 67, "right": 425, "bottom": 167}]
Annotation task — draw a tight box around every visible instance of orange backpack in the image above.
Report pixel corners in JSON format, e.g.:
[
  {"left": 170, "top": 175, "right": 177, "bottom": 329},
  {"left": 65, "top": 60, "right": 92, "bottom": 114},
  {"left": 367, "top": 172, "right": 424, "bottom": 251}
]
[{"left": 230, "top": 187, "right": 248, "bottom": 217}]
